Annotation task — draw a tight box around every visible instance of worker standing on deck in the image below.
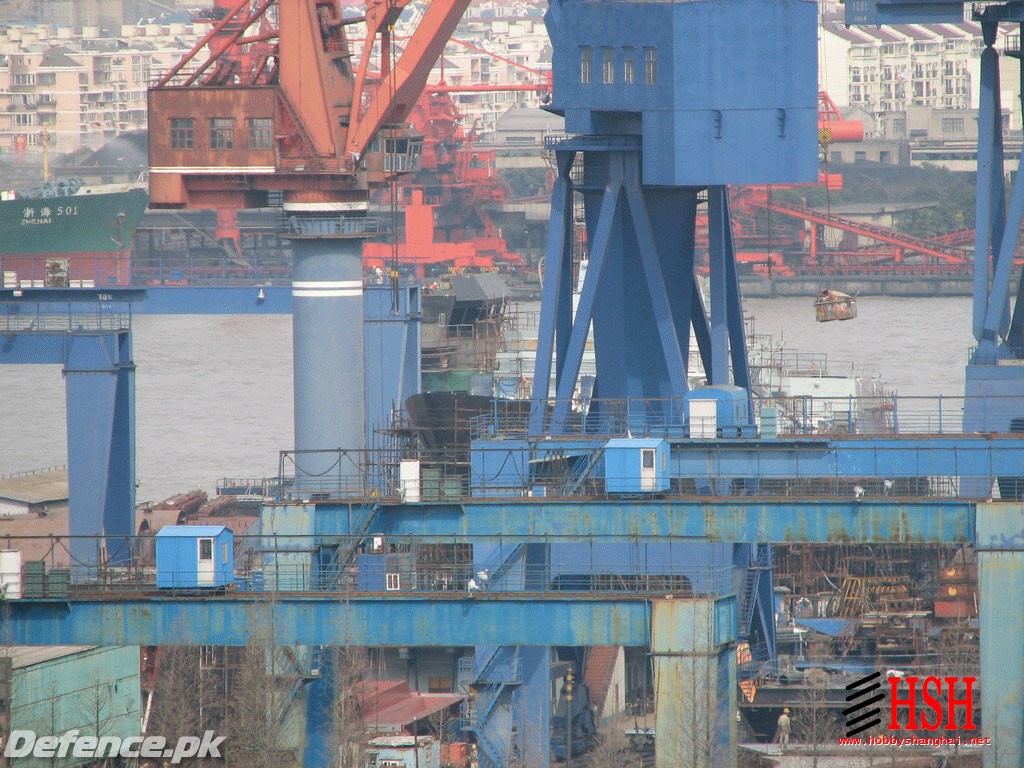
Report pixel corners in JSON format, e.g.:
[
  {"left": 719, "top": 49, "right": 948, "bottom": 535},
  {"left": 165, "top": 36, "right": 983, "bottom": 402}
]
[{"left": 776, "top": 708, "right": 792, "bottom": 752}]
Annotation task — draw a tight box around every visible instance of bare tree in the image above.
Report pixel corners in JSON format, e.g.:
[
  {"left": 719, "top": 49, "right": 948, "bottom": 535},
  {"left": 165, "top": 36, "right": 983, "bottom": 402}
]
[
  {"left": 148, "top": 646, "right": 209, "bottom": 768},
  {"left": 427, "top": 704, "right": 457, "bottom": 747},
  {"left": 331, "top": 647, "right": 370, "bottom": 768},
  {"left": 220, "top": 638, "right": 303, "bottom": 768},
  {"left": 587, "top": 717, "right": 642, "bottom": 768},
  {"left": 793, "top": 669, "right": 840, "bottom": 768}
]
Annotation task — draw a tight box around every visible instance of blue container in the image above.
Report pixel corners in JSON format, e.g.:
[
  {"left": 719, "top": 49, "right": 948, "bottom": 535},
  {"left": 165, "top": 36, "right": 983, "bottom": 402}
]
[
  {"left": 604, "top": 438, "right": 670, "bottom": 493},
  {"left": 155, "top": 525, "right": 234, "bottom": 589}
]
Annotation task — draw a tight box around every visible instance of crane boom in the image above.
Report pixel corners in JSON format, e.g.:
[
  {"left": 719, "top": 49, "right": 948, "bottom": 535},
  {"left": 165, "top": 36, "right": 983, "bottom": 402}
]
[{"left": 344, "top": 0, "right": 473, "bottom": 159}]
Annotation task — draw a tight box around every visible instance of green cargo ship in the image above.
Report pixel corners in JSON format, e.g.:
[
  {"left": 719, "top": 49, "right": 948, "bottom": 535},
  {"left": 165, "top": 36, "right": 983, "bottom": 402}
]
[{"left": 0, "top": 179, "right": 149, "bottom": 287}]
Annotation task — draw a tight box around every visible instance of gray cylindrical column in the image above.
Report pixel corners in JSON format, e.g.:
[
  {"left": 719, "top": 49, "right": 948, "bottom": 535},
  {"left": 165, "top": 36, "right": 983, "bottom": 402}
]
[{"left": 287, "top": 209, "right": 367, "bottom": 492}]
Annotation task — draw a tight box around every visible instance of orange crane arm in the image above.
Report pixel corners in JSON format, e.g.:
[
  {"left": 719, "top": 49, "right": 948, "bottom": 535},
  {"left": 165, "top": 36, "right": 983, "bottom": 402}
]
[{"left": 344, "top": 0, "right": 472, "bottom": 160}]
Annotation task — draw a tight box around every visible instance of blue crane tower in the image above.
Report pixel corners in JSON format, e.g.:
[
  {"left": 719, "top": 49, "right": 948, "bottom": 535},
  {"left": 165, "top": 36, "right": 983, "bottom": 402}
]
[
  {"left": 464, "top": 2, "right": 819, "bottom": 766},
  {"left": 532, "top": 0, "right": 818, "bottom": 430}
]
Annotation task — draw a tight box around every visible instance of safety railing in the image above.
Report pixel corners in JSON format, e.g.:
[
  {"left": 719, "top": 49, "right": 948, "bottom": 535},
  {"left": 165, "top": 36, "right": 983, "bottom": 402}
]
[
  {"left": 270, "top": 441, "right": 1023, "bottom": 503},
  {"left": 286, "top": 215, "right": 383, "bottom": 237},
  {"left": 0, "top": 533, "right": 736, "bottom": 598},
  {"left": 277, "top": 449, "right": 403, "bottom": 501},
  {"left": 471, "top": 395, "right": 1024, "bottom": 438},
  {"left": 0, "top": 310, "right": 132, "bottom": 333}
]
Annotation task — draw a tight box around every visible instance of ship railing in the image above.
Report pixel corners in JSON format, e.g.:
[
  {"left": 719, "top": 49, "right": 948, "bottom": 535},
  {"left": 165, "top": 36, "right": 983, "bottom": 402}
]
[
  {"left": 0, "top": 311, "right": 132, "bottom": 333},
  {"left": 470, "top": 394, "right": 1024, "bottom": 438},
  {"left": 0, "top": 533, "right": 735, "bottom": 598},
  {"left": 286, "top": 215, "right": 384, "bottom": 237},
  {"left": 0, "top": 465, "right": 66, "bottom": 481}
]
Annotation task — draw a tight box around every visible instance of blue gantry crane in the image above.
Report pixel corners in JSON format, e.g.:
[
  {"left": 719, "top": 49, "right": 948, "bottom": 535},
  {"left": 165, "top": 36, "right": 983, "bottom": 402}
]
[{"left": 0, "top": 288, "right": 143, "bottom": 570}]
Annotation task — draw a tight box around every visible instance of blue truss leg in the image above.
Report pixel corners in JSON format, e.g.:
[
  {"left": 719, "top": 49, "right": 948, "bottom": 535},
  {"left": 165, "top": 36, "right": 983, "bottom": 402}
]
[
  {"left": 720, "top": 190, "right": 751, "bottom": 395},
  {"left": 556, "top": 166, "right": 577, "bottom": 388},
  {"left": 64, "top": 332, "right": 135, "bottom": 573},
  {"left": 530, "top": 150, "right": 577, "bottom": 434},
  {"left": 624, "top": 158, "right": 688, "bottom": 397},
  {"left": 1007, "top": 56, "right": 1024, "bottom": 353},
  {"left": 977, "top": 137, "right": 1024, "bottom": 362},
  {"left": 303, "top": 649, "right": 334, "bottom": 768},
  {"left": 104, "top": 332, "right": 135, "bottom": 563},
  {"left": 974, "top": 19, "right": 1002, "bottom": 343},
  {"left": 691, "top": 275, "right": 713, "bottom": 381},
  {"left": 708, "top": 187, "right": 732, "bottom": 385},
  {"left": 550, "top": 154, "right": 624, "bottom": 433}
]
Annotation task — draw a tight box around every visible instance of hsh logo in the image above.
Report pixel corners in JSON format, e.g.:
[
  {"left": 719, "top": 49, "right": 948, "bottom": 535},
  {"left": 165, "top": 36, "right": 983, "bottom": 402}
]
[
  {"left": 887, "top": 675, "right": 977, "bottom": 731},
  {"left": 844, "top": 672, "right": 978, "bottom": 737}
]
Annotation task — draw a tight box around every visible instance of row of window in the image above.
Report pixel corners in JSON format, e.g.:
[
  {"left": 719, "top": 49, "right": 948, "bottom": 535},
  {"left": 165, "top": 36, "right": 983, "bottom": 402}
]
[
  {"left": 170, "top": 117, "right": 273, "bottom": 150},
  {"left": 580, "top": 46, "right": 656, "bottom": 86}
]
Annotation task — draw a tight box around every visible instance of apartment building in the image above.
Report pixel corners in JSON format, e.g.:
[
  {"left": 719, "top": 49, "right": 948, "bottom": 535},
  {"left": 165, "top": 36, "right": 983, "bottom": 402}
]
[{"left": 0, "top": 23, "right": 199, "bottom": 156}]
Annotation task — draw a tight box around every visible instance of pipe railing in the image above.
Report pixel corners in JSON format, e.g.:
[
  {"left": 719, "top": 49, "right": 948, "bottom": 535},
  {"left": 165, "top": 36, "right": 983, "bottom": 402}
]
[
  {"left": 0, "top": 533, "right": 736, "bottom": 598},
  {"left": 471, "top": 394, "right": 1024, "bottom": 438}
]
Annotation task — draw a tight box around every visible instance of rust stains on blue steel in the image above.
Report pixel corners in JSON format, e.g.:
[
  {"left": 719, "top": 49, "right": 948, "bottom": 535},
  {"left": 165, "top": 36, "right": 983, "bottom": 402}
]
[
  {"left": 4, "top": 595, "right": 652, "bottom": 648},
  {"left": 374, "top": 499, "right": 975, "bottom": 543}
]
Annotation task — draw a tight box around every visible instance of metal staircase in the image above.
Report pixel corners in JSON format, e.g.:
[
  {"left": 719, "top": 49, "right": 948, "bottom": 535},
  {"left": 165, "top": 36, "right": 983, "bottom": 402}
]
[
  {"left": 741, "top": 544, "right": 773, "bottom": 641},
  {"left": 559, "top": 448, "right": 604, "bottom": 497},
  {"left": 458, "top": 649, "right": 524, "bottom": 768}
]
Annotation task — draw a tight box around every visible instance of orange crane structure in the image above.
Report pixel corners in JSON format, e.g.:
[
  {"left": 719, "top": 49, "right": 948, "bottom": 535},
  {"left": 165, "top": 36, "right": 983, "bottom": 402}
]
[
  {"left": 147, "top": 0, "right": 475, "bottom": 541},
  {"left": 148, "top": 0, "right": 472, "bottom": 210},
  {"left": 362, "top": 38, "right": 551, "bottom": 275}
]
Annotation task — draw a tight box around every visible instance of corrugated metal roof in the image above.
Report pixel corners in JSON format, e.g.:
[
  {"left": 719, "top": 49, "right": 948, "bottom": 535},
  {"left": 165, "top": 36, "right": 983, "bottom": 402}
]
[
  {"left": 369, "top": 736, "right": 436, "bottom": 748},
  {"left": 156, "top": 525, "right": 228, "bottom": 537},
  {"left": 364, "top": 692, "right": 465, "bottom": 728},
  {"left": 0, "top": 469, "right": 68, "bottom": 504},
  {"left": 495, "top": 106, "right": 565, "bottom": 132},
  {"left": 359, "top": 680, "right": 465, "bottom": 729},
  {"left": 0, "top": 646, "right": 97, "bottom": 669}
]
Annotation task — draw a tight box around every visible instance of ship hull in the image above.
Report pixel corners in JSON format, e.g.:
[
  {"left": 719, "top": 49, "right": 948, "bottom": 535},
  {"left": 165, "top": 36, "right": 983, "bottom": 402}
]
[{"left": 0, "top": 188, "right": 148, "bottom": 287}]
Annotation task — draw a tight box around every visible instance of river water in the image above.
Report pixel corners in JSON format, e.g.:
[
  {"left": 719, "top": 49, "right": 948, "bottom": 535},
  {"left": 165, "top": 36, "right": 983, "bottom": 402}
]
[{"left": 0, "top": 296, "right": 973, "bottom": 501}]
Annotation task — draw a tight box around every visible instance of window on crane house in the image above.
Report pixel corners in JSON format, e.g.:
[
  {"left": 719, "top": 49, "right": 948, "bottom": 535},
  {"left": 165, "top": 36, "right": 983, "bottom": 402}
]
[
  {"left": 580, "top": 46, "right": 592, "bottom": 84},
  {"left": 602, "top": 47, "right": 614, "bottom": 84},
  {"left": 623, "top": 47, "right": 635, "bottom": 84},
  {"left": 210, "top": 117, "right": 235, "bottom": 149},
  {"left": 170, "top": 118, "right": 194, "bottom": 149},
  {"left": 644, "top": 47, "right": 657, "bottom": 85},
  {"left": 248, "top": 117, "right": 272, "bottom": 150}
]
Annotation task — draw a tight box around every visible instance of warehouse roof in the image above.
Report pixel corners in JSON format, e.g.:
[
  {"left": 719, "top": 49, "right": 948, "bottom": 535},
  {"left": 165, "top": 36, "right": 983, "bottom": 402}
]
[
  {"left": 0, "top": 646, "right": 98, "bottom": 669},
  {"left": 0, "top": 469, "right": 68, "bottom": 505}
]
